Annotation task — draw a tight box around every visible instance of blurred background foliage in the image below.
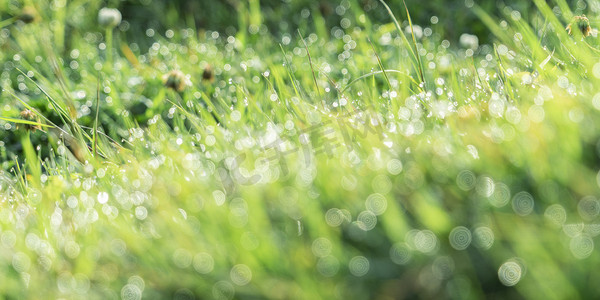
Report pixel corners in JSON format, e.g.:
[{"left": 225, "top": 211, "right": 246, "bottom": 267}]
[{"left": 1, "top": 0, "right": 589, "bottom": 48}]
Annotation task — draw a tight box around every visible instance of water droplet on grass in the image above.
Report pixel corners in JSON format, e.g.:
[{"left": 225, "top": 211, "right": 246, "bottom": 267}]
[
  {"left": 97, "top": 192, "right": 109, "bottom": 204},
  {"left": 135, "top": 206, "right": 148, "bottom": 220}
]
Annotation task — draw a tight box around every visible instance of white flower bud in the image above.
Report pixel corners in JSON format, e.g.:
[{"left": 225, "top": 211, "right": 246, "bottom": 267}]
[
  {"left": 98, "top": 8, "right": 122, "bottom": 29},
  {"left": 459, "top": 33, "right": 479, "bottom": 50}
]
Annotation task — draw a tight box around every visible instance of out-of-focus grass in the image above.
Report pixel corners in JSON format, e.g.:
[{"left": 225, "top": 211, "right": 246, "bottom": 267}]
[{"left": 1, "top": 0, "right": 600, "bottom": 299}]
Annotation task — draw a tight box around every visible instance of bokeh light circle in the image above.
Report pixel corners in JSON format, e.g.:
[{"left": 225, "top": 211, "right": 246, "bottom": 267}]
[
  {"left": 325, "top": 208, "right": 344, "bottom": 227},
  {"left": 570, "top": 235, "right": 594, "bottom": 259},
  {"left": 212, "top": 281, "right": 235, "bottom": 300},
  {"left": 414, "top": 230, "right": 438, "bottom": 254},
  {"left": 390, "top": 242, "right": 413, "bottom": 265},
  {"left": 563, "top": 223, "right": 584, "bottom": 238},
  {"left": 498, "top": 261, "right": 522, "bottom": 286},
  {"left": 230, "top": 264, "right": 252, "bottom": 286},
  {"left": 317, "top": 255, "right": 340, "bottom": 277},
  {"left": 512, "top": 191, "right": 534, "bottom": 216},
  {"left": 365, "top": 193, "right": 388, "bottom": 216},
  {"left": 349, "top": 256, "right": 370, "bottom": 277},
  {"left": 476, "top": 176, "right": 495, "bottom": 197},
  {"left": 473, "top": 227, "right": 494, "bottom": 250},
  {"left": 449, "top": 226, "right": 472, "bottom": 250},
  {"left": 193, "top": 253, "right": 214, "bottom": 274},
  {"left": 456, "top": 170, "right": 476, "bottom": 191},
  {"left": 121, "top": 284, "right": 142, "bottom": 300},
  {"left": 578, "top": 196, "right": 600, "bottom": 221},
  {"left": 312, "top": 237, "right": 332, "bottom": 258},
  {"left": 357, "top": 211, "right": 377, "bottom": 231},
  {"left": 544, "top": 204, "right": 567, "bottom": 227},
  {"left": 489, "top": 183, "right": 511, "bottom": 207}
]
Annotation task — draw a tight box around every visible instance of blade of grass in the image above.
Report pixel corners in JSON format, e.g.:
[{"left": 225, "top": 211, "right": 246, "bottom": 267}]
[
  {"left": 298, "top": 30, "right": 323, "bottom": 109},
  {"left": 401, "top": 0, "right": 425, "bottom": 85},
  {"left": 39, "top": 30, "right": 77, "bottom": 116},
  {"left": 121, "top": 43, "right": 141, "bottom": 69},
  {"left": 367, "top": 36, "right": 393, "bottom": 107},
  {"left": 199, "top": 91, "right": 225, "bottom": 126},
  {"left": 279, "top": 44, "right": 308, "bottom": 121},
  {"left": 0, "top": 116, "right": 53, "bottom": 129},
  {"left": 93, "top": 80, "right": 100, "bottom": 158},
  {"left": 472, "top": 4, "right": 514, "bottom": 47},
  {"left": 16, "top": 68, "right": 72, "bottom": 124},
  {"left": 17, "top": 68, "right": 92, "bottom": 162},
  {"left": 164, "top": 98, "right": 203, "bottom": 132},
  {"left": 378, "top": 0, "right": 423, "bottom": 86},
  {"left": 15, "top": 68, "right": 95, "bottom": 153},
  {"left": 493, "top": 44, "right": 516, "bottom": 103},
  {"left": 12, "top": 157, "right": 27, "bottom": 193},
  {"left": 21, "top": 132, "right": 41, "bottom": 188},
  {"left": 279, "top": 44, "right": 305, "bottom": 102},
  {"left": 3, "top": 87, "right": 76, "bottom": 141},
  {"left": 78, "top": 125, "right": 126, "bottom": 151},
  {"left": 340, "top": 70, "right": 418, "bottom": 94},
  {"left": 0, "top": 16, "right": 17, "bottom": 28},
  {"left": 470, "top": 57, "right": 492, "bottom": 94},
  {"left": 539, "top": 49, "right": 555, "bottom": 69}
]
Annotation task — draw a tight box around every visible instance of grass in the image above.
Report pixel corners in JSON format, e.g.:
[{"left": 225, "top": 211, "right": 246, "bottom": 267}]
[{"left": 1, "top": 0, "right": 600, "bottom": 299}]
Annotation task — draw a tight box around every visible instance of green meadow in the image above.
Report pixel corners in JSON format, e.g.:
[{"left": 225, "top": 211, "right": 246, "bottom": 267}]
[{"left": 1, "top": 0, "right": 600, "bottom": 299}]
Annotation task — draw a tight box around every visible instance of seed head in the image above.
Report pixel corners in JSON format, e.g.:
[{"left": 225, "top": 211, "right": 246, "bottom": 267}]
[
  {"left": 98, "top": 8, "right": 122, "bottom": 29},
  {"left": 19, "top": 109, "right": 41, "bottom": 132},
  {"left": 19, "top": 6, "right": 38, "bottom": 24},
  {"left": 566, "top": 15, "right": 592, "bottom": 37},
  {"left": 319, "top": 2, "right": 333, "bottom": 17},
  {"left": 202, "top": 65, "right": 214, "bottom": 82},
  {"left": 162, "top": 70, "right": 190, "bottom": 92}
]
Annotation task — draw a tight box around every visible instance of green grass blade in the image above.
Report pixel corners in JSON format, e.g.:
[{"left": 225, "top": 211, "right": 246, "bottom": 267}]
[
  {"left": 0, "top": 116, "right": 54, "bottom": 128},
  {"left": 378, "top": 0, "right": 422, "bottom": 85},
  {"left": 402, "top": 0, "right": 425, "bottom": 85},
  {"left": 93, "top": 80, "right": 100, "bottom": 158},
  {"left": 298, "top": 30, "right": 323, "bottom": 109}
]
